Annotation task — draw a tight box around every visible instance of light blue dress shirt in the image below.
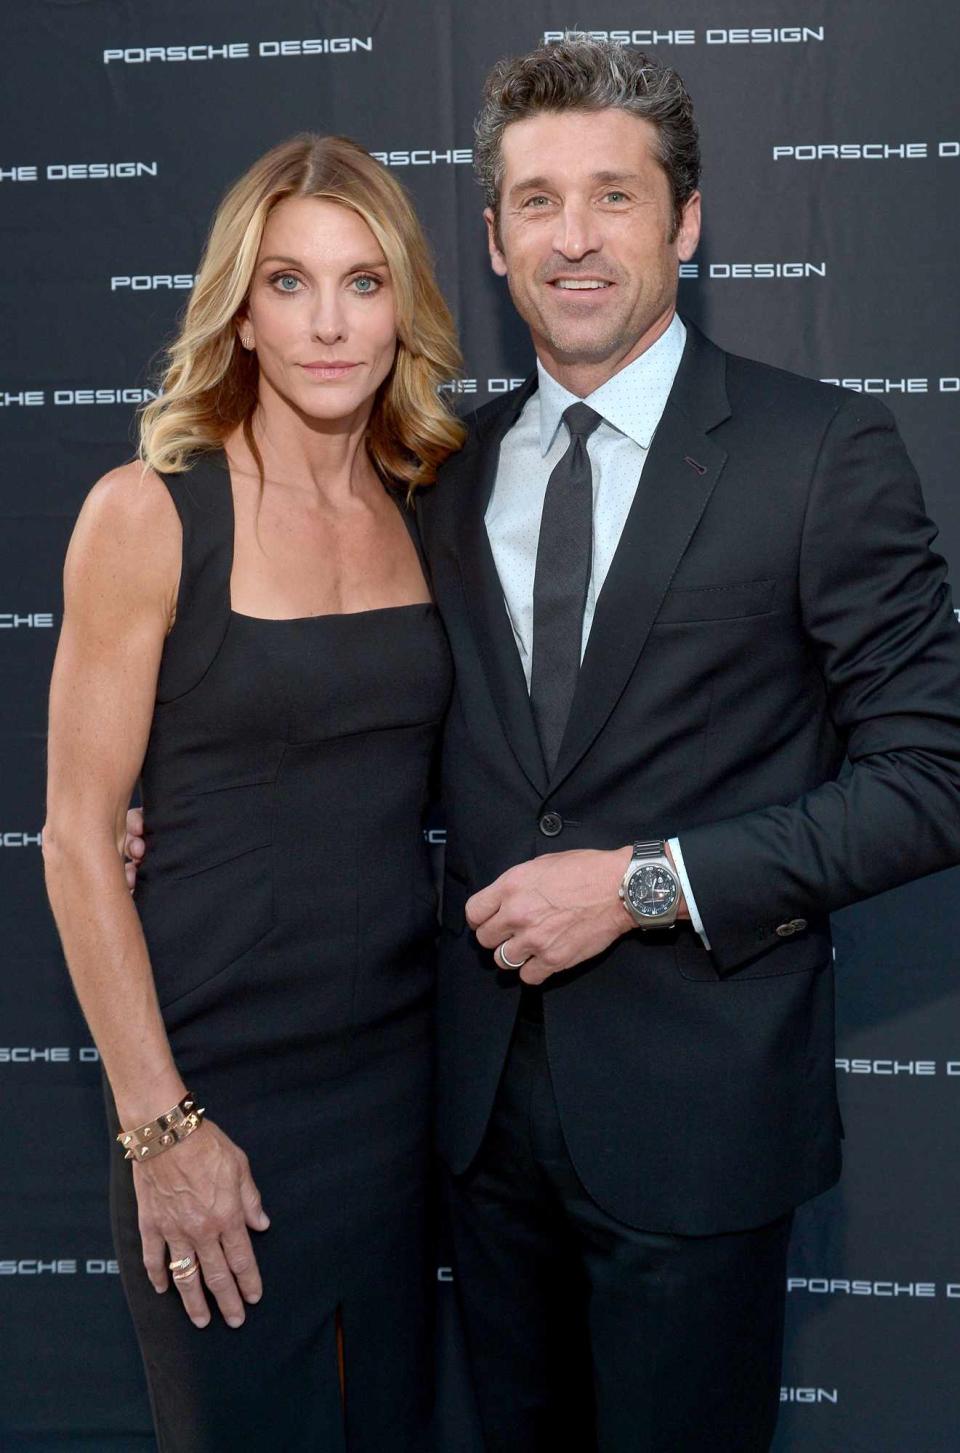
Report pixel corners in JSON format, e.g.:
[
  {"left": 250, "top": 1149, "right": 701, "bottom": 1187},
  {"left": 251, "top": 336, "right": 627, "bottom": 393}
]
[{"left": 484, "top": 313, "right": 710, "bottom": 946}]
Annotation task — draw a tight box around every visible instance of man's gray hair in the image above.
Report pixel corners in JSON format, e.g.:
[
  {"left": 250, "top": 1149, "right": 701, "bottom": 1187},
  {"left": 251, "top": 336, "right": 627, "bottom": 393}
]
[{"left": 474, "top": 35, "right": 701, "bottom": 235}]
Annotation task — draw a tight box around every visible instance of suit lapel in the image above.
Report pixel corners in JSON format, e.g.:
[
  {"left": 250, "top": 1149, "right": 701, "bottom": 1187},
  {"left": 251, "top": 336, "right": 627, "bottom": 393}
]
[
  {"left": 456, "top": 374, "right": 549, "bottom": 795},
  {"left": 548, "top": 324, "right": 731, "bottom": 792}
]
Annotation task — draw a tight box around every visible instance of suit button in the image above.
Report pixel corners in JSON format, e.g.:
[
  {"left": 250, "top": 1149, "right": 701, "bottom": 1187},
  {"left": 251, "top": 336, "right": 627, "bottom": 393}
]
[
  {"left": 775, "top": 918, "right": 808, "bottom": 938},
  {"left": 539, "top": 811, "right": 563, "bottom": 837}
]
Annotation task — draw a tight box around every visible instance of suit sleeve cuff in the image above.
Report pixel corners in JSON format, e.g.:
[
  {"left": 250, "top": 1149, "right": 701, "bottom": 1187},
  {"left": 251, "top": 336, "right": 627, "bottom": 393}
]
[{"left": 667, "top": 837, "right": 711, "bottom": 951}]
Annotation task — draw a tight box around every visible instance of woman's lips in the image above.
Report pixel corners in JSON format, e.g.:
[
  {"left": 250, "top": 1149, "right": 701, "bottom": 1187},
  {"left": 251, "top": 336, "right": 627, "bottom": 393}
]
[{"left": 299, "top": 362, "right": 360, "bottom": 379}]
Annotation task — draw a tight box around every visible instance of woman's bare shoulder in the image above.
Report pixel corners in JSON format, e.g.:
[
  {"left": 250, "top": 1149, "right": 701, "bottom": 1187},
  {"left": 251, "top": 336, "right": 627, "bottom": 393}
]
[
  {"left": 66, "top": 461, "right": 181, "bottom": 605},
  {"left": 81, "top": 460, "right": 178, "bottom": 534}
]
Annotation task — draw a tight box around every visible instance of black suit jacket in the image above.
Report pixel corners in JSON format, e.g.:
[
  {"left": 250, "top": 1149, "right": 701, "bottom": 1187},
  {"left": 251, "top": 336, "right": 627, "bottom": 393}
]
[{"left": 417, "top": 321, "right": 960, "bottom": 1235}]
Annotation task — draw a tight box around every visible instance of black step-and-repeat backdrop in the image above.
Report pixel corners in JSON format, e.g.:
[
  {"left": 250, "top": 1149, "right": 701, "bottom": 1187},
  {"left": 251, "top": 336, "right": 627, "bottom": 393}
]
[{"left": 3, "top": 3, "right": 959, "bottom": 1449}]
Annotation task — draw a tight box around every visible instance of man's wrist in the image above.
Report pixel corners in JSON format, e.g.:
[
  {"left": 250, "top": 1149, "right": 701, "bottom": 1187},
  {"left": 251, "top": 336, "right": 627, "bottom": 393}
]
[
  {"left": 611, "top": 845, "right": 634, "bottom": 932},
  {"left": 662, "top": 841, "right": 690, "bottom": 920}
]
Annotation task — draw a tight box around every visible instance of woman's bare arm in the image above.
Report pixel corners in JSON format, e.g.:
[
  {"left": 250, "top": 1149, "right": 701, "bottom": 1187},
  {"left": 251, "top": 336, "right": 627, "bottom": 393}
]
[
  {"left": 44, "top": 463, "right": 184, "bottom": 1121},
  {"left": 43, "top": 464, "right": 267, "bottom": 1329}
]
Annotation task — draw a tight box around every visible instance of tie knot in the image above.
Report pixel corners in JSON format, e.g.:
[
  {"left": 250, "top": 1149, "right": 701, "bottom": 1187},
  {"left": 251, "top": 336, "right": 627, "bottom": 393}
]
[{"left": 562, "top": 402, "right": 603, "bottom": 442}]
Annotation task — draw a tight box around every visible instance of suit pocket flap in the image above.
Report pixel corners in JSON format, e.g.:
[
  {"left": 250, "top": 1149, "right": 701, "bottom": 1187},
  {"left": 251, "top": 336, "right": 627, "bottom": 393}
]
[{"left": 656, "top": 579, "right": 776, "bottom": 624}]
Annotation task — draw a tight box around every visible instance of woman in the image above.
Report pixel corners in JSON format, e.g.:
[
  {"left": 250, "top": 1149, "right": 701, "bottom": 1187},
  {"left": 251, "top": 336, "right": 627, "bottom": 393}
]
[{"left": 43, "top": 134, "right": 465, "bottom": 1451}]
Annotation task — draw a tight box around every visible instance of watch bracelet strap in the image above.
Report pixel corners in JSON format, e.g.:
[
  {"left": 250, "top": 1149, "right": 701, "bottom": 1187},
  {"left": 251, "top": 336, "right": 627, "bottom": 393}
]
[
  {"left": 633, "top": 839, "right": 666, "bottom": 859},
  {"left": 116, "top": 1092, "right": 205, "bottom": 1162}
]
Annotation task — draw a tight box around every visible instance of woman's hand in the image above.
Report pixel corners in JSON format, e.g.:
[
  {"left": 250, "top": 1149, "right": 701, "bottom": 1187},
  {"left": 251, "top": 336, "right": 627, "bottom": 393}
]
[{"left": 135, "top": 1120, "right": 270, "bottom": 1329}]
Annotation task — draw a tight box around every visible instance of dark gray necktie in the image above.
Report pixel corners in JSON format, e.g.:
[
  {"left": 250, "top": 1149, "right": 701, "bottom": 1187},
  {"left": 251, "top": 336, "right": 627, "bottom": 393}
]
[{"left": 530, "top": 402, "right": 603, "bottom": 771}]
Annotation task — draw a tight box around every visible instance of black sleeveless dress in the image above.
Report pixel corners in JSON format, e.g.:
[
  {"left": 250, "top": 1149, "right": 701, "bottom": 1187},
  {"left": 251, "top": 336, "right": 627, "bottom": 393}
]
[{"left": 105, "top": 452, "right": 451, "bottom": 1452}]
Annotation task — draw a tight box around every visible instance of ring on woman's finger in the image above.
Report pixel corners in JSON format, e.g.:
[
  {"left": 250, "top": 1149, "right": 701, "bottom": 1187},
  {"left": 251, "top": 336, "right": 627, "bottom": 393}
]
[
  {"left": 497, "top": 941, "right": 528, "bottom": 970},
  {"left": 172, "top": 1262, "right": 201, "bottom": 1283},
  {"left": 168, "top": 1255, "right": 193, "bottom": 1273}
]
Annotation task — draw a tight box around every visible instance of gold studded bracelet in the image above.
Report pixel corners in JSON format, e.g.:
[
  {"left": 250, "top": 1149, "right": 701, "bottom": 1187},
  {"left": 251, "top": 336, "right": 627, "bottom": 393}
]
[{"left": 117, "top": 1092, "right": 205, "bottom": 1163}]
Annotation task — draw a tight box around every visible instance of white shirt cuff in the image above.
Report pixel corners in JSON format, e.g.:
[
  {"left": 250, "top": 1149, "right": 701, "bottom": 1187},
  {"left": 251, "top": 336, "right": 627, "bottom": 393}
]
[{"left": 667, "top": 837, "right": 711, "bottom": 951}]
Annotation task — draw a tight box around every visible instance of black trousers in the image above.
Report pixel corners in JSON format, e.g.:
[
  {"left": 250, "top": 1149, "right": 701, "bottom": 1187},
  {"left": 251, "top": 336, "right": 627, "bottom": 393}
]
[{"left": 444, "top": 1017, "right": 793, "bottom": 1453}]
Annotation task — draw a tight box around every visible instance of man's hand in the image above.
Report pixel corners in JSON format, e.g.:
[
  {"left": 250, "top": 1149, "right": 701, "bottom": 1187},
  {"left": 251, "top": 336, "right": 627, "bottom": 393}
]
[
  {"left": 123, "top": 806, "right": 145, "bottom": 891},
  {"left": 466, "top": 845, "right": 690, "bottom": 985},
  {"left": 465, "top": 847, "right": 627, "bottom": 984}
]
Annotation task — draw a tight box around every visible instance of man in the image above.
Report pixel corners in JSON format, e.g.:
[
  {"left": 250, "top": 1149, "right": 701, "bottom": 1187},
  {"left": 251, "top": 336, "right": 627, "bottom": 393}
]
[
  {"left": 123, "top": 37, "right": 960, "bottom": 1451},
  {"left": 414, "top": 35, "right": 960, "bottom": 1453}
]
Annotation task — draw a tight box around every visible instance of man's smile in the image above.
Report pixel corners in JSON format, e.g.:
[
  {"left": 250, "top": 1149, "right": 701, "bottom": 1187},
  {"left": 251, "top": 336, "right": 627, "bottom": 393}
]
[{"left": 550, "top": 278, "right": 613, "bottom": 290}]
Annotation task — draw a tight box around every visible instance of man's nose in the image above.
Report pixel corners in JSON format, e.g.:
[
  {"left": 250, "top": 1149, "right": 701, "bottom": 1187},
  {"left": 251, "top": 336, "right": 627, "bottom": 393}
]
[{"left": 552, "top": 203, "right": 603, "bottom": 260}]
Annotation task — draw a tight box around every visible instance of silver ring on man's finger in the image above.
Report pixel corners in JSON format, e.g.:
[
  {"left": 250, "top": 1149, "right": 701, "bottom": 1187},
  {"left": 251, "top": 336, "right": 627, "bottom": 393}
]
[{"left": 497, "top": 941, "right": 528, "bottom": 970}]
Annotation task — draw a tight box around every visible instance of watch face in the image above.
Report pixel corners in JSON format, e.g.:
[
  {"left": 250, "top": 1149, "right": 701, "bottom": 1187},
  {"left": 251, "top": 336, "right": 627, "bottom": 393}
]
[{"left": 627, "top": 863, "right": 678, "bottom": 919}]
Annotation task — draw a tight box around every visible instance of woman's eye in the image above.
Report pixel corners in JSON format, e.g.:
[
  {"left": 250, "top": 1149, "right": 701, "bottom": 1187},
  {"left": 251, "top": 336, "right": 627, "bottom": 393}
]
[
  {"left": 352, "top": 274, "right": 381, "bottom": 294},
  {"left": 272, "top": 273, "right": 301, "bottom": 293}
]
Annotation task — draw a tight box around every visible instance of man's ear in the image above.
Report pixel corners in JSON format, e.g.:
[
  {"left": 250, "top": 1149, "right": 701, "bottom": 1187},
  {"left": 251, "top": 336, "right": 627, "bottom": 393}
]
[
  {"left": 676, "top": 190, "right": 701, "bottom": 263},
  {"left": 484, "top": 207, "right": 508, "bottom": 278}
]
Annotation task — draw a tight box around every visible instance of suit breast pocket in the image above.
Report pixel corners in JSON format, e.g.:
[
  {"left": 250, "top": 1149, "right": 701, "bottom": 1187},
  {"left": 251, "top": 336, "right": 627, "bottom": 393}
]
[{"left": 656, "top": 578, "right": 777, "bottom": 625}]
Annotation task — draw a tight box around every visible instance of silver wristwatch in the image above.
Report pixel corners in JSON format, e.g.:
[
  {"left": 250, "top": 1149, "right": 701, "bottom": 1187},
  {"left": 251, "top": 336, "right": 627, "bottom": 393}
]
[{"left": 619, "top": 840, "right": 681, "bottom": 929}]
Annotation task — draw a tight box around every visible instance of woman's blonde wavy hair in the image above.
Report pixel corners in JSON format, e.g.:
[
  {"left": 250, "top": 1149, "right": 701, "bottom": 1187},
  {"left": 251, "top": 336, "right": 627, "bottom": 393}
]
[{"left": 139, "top": 133, "right": 466, "bottom": 491}]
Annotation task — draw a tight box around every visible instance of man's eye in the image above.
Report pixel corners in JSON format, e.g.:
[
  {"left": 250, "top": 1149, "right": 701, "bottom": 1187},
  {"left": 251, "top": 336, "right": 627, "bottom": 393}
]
[
  {"left": 523, "top": 196, "right": 551, "bottom": 208},
  {"left": 604, "top": 192, "right": 629, "bottom": 203}
]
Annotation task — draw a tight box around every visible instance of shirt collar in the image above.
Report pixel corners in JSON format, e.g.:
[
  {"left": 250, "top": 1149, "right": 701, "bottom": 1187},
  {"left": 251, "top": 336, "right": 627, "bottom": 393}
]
[{"left": 536, "top": 312, "right": 687, "bottom": 456}]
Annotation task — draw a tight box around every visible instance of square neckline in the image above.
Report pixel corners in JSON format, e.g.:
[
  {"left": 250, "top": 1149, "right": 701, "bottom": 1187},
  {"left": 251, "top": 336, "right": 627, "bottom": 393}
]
[{"left": 219, "top": 453, "right": 436, "bottom": 625}]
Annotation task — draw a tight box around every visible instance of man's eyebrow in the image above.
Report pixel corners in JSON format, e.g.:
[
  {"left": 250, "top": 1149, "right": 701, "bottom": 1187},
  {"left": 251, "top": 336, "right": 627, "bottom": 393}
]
[
  {"left": 590, "top": 170, "right": 643, "bottom": 185},
  {"left": 508, "top": 170, "right": 645, "bottom": 199},
  {"left": 508, "top": 176, "right": 553, "bottom": 199}
]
